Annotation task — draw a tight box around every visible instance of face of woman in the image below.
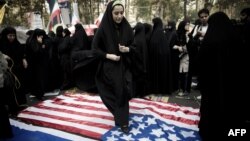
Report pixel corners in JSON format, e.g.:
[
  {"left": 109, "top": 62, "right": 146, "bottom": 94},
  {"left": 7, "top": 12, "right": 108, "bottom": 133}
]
[
  {"left": 185, "top": 23, "right": 190, "bottom": 31},
  {"left": 7, "top": 33, "right": 16, "bottom": 43},
  {"left": 112, "top": 5, "right": 124, "bottom": 24}
]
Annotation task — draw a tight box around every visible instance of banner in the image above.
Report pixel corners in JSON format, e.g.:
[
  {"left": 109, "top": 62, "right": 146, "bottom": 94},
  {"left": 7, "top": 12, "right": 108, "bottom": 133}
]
[
  {"left": 47, "top": 1, "right": 62, "bottom": 31},
  {"left": 71, "top": 2, "right": 80, "bottom": 25},
  {"left": 0, "top": 4, "right": 6, "bottom": 24}
]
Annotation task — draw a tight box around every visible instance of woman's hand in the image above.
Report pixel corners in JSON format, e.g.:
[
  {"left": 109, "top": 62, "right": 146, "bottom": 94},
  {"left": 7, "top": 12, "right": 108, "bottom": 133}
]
[
  {"left": 106, "top": 54, "right": 120, "bottom": 61},
  {"left": 119, "top": 44, "right": 130, "bottom": 53},
  {"left": 22, "top": 58, "right": 28, "bottom": 69}
]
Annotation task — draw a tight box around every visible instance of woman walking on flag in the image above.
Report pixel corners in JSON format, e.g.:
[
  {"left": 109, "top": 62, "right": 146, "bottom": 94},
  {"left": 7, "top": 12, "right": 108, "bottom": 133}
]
[{"left": 92, "top": 0, "right": 134, "bottom": 134}]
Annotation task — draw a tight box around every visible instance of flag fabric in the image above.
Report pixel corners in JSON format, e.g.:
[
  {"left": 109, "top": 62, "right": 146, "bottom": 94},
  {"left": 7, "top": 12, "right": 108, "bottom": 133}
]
[
  {"left": 8, "top": 119, "right": 95, "bottom": 141},
  {"left": 0, "top": 4, "right": 6, "bottom": 24},
  {"left": 58, "top": 0, "right": 70, "bottom": 26},
  {"left": 71, "top": 2, "right": 80, "bottom": 25},
  {"left": 47, "top": 0, "right": 62, "bottom": 31},
  {"left": 58, "top": 0, "right": 70, "bottom": 8},
  {"left": 47, "top": 0, "right": 56, "bottom": 13},
  {"left": 17, "top": 93, "right": 201, "bottom": 140}
]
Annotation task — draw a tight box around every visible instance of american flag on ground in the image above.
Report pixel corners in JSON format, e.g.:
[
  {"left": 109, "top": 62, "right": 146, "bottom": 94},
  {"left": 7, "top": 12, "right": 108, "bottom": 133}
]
[{"left": 17, "top": 92, "right": 201, "bottom": 140}]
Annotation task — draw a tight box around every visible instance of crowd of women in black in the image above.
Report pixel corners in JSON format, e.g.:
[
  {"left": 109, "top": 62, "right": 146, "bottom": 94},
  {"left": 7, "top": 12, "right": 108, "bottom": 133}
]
[{"left": 1, "top": 2, "right": 249, "bottom": 140}]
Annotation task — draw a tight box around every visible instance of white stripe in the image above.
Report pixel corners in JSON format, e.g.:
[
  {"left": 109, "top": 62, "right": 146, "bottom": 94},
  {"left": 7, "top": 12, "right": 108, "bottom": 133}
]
[
  {"left": 129, "top": 102, "right": 200, "bottom": 121},
  {"left": 57, "top": 94, "right": 102, "bottom": 101},
  {"left": 18, "top": 113, "right": 109, "bottom": 134},
  {"left": 10, "top": 119, "right": 98, "bottom": 141},
  {"left": 51, "top": 94, "right": 199, "bottom": 123},
  {"left": 41, "top": 100, "right": 112, "bottom": 117},
  {"left": 65, "top": 94, "right": 199, "bottom": 113},
  {"left": 130, "top": 109, "right": 199, "bottom": 131},
  {"left": 25, "top": 107, "right": 114, "bottom": 126},
  {"left": 132, "top": 98, "right": 200, "bottom": 112}
]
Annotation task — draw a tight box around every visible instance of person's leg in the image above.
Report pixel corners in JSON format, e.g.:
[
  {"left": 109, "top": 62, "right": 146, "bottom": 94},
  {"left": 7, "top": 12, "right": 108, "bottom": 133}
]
[{"left": 0, "top": 104, "right": 13, "bottom": 139}]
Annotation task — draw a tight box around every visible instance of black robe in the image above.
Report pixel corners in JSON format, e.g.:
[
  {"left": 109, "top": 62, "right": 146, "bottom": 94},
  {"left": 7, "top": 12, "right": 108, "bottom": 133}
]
[
  {"left": 26, "top": 29, "right": 50, "bottom": 99},
  {"left": 148, "top": 17, "right": 173, "bottom": 94},
  {"left": 130, "top": 22, "right": 148, "bottom": 97},
  {"left": 70, "top": 23, "right": 97, "bottom": 91},
  {"left": 197, "top": 12, "right": 246, "bottom": 141},
  {"left": 92, "top": 1, "right": 134, "bottom": 126},
  {"left": 0, "top": 26, "right": 27, "bottom": 105}
]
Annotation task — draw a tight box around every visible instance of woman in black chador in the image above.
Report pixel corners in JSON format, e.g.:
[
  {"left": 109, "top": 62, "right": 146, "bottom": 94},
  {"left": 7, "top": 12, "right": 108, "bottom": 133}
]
[
  {"left": 26, "top": 29, "right": 50, "bottom": 100},
  {"left": 0, "top": 26, "right": 28, "bottom": 107},
  {"left": 148, "top": 17, "right": 173, "bottom": 94},
  {"left": 131, "top": 22, "right": 148, "bottom": 97},
  {"left": 197, "top": 12, "right": 245, "bottom": 141},
  {"left": 92, "top": 0, "right": 134, "bottom": 134}
]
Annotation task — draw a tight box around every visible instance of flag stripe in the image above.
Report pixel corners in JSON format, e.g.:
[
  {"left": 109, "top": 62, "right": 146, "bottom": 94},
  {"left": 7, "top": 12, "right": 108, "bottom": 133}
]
[
  {"left": 20, "top": 110, "right": 114, "bottom": 127},
  {"left": 18, "top": 113, "right": 108, "bottom": 139},
  {"left": 58, "top": 94, "right": 199, "bottom": 124},
  {"left": 52, "top": 94, "right": 199, "bottom": 126}
]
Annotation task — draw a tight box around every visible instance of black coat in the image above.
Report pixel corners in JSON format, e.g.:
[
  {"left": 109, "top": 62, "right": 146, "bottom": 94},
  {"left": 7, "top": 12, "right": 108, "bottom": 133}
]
[
  {"left": 148, "top": 17, "right": 173, "bottom": 94},
  {"left": 92, "top": 1, "right": 134, "bottom": 126},
  {"left": 197, "top": 12, "right": 245, "bottom": 141}
]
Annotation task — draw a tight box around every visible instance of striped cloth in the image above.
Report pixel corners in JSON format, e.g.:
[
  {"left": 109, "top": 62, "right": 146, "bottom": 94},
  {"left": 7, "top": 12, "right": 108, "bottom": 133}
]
[{"left": 17, "top": 92, "right": 200, "bottom": 140}]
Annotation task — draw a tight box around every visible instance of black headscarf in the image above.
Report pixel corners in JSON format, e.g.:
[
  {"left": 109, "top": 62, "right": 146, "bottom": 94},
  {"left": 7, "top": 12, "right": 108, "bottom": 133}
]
[
  {"left": 93, "top": 0, "right": 133, "bottom": 55},
  {"left": 131, "top": 22, "right": 148, "bottom": 77},
  {"left": 0, "top": 26, "right": 23, "bottom": 66},
  {"left": 176, "top": 20, "right": 189, "bottom": 46},
  {"left": 71, "top": 23, "right": 90, "bottom": 51}
]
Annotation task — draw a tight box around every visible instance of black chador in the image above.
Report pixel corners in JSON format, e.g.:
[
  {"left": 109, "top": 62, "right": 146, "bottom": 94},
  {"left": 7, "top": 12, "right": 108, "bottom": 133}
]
[
  {"left": 148, "top": 17, "right": 173, "bottom": 94},
  {"left": 92, "top": 1, "right": 134, "bottom": 129},
  {"left": 130, "top": 22, "right": 148, "bottom": 97}
]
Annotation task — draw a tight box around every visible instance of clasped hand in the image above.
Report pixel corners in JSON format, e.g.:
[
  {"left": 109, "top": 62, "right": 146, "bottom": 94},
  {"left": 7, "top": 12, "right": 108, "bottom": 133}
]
[{"left": 119, "top": 44, "right": 129, "bottom": 53}]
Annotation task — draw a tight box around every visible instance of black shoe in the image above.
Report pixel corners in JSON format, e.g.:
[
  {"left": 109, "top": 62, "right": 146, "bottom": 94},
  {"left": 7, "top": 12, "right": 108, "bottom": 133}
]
[{"left": 121, "top": 125, "right": 129, "bottom": 134}]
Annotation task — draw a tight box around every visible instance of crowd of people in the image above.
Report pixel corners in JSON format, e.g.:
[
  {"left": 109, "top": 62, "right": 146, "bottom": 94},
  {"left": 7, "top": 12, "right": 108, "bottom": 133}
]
[{"left": 1, "top": 0, "right": 249, "bottom": 140}]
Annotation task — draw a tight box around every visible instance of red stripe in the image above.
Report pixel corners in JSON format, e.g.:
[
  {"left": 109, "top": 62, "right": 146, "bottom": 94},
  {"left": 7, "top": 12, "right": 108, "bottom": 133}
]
[
  {"left": 55, "top": 95, "right": 199, "bottom": 125},
  {"left": 20, "top": 111, "right": 113, "bottom": 129},
  {"left": 45, "top": 99, "right": 108, "bottom": 113},
  {"left": 18, "top": 118, "right": 101, "bottom": 140},
  {"left": 63, "top": 94, "right": 199, "bottom": 116},
  {"left": 50, "top": 9, "right": 60, "bottom": 21},
  {"left": 131, "top": 99, "right": 199, "bottom": 116},
  {"left": 34, "top": 104, "right": 114, "bottom": 121}
]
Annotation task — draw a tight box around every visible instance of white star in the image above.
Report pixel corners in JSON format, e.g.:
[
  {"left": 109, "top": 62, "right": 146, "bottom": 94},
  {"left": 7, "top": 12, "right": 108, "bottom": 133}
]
[
  {"left": 131, "top": 127, "right": 141, "bottom": 136},
  {"left": 138, "top": 137, "right": 151, "bottom": 141},
  {"left": 155, "top": 138, "right": 168, "bottom": 141},
  {"left": 150, "top": 128, "right": 165, "bottom": 137},
  {"left": 161, "top": 124, "right": 175, "bottom": 132},
  {"left": 120, "top": 134, "right": 134, "bottom": 141},
  {"left": 138, "top": 123, "right": 146, "bottom": 130},
  {"left": 106, "top": 135, "right": 118, "bottom": 141},
  {"left": 129, "top": 120, "right": 134, "bottom": 125},
  {"left": 168, "top": 133, "right": 181, "bottom": 141},
  {"left": 145, "top": 117, "right": 156, "bottom": 125},
  {"left": 180, "top": 130, "right": 195, "bottom": 138},
  {"left": 111, "top": 130, "right": 121, "bottom": 136},
  {"left": 132, "top": 115, "right": 144, "bottom": 122}
]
